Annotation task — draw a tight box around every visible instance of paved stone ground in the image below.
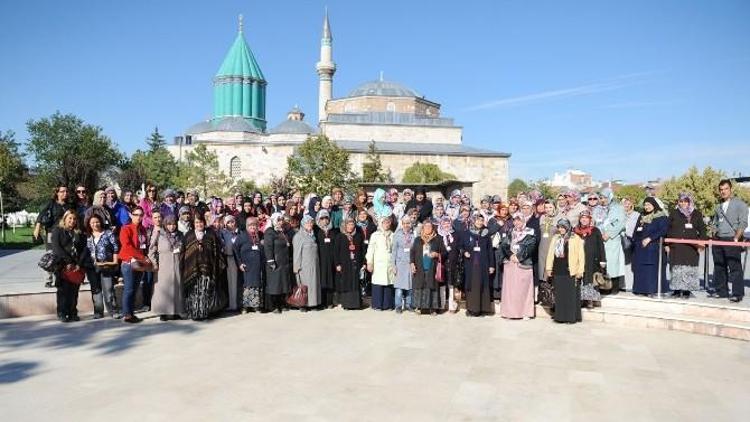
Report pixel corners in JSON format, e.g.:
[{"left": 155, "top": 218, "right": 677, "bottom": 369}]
[{"left": 1, "top": 309, "right": 749, "bottom": 421}]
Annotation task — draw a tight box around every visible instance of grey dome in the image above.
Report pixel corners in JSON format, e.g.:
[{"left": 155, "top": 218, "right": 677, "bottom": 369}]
[
  {"left": 187, "top": 116, "right": 261, "bottom": 134},
  {"left": 269, "top": 119, "right": 317, "bottom": 135},
  {"left": 348, "top": 80, "right": 420, "bottom": 98}
]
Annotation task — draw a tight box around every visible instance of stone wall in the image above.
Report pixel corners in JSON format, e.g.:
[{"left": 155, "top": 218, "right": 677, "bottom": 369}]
[
  {"left": 322, "top": 123, "right": 462, "bottom": 144},
  {"left": 327, "top": 96, "right": 440, "bottom": 116}
]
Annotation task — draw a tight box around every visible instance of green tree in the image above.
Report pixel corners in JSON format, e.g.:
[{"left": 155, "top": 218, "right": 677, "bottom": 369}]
[
  {"left": 507, "top": 178, "right": 529, "bottom": 198},
  {"left": 287, "top": 135, "right": 358, "bottom": 194},
  {"left": 146, "top": 126, "right": 167, "bottom": 152},
  {"left": 530, "top": 180, "right": 560, "bottom": 200},
  {"left": 401, "top": 162, "right": 456, "bottom": 184},
  {"left": 125, "top": 127, "right": 178, "bottom": 189},
  {"left": 174, "top": 143, "right": 231, "bottom": 198},
  {"left": 658, "top": 166, "right": 750, "bottom": 217},
  {"left": 614, "top": 184, "right": 647, "bottom": 209},
  {"left": 0, "top": 130, "right": 28, "bottom": 211},
  {"left": 362, "top": 140, "right": 393, "bottom": 183},
  {"left": 26, "top": 112, "right": 122, "bottom": 193}
]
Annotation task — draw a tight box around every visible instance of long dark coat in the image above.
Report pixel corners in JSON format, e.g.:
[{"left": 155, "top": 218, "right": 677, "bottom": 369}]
[
  {"left": 233, "top": 230, "right": 265, "bottom": 289},
  {"left": 632, "top": 214, "right": 669, "bottom": 294},
  {"left": 411, "top": 235, "right": 447, "bottom": 290},
  {"left": 314, "top": 226, "right": 340, "bottom": 290},
  {"left": 181, "top": 229, "right": 227, "bottom": 311},
  {"left": 461, "top": 230, "right": 496, "bottom": 292},
  {"left": 666, "top": 209, "right": 707, "bottom": 266},
  {"left": 439, "top": 232, "right": 461, "bottom": 287},
  {"left": 576, "top": 227, "right": 606, "bottom": 285},
  {"left": 333, "top": 229, "right": 365, "bottom": 293},
  {"left": 263, "top": 227, "right": 292, "bottom": 295}
]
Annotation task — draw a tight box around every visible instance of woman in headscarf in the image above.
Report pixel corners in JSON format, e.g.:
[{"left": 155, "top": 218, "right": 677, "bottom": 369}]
[
  {"left": 370, "top": 188, "right": 393, "bottom": 223},
  {"left": 438, "top": 216, "right": 461, "bottom": 313},
  {"left": 596, "top": 188, "right": 626, "bottom": 295},
  {"left": 149, "top": 215, "right": 184, "bottom": 321},
  {"left": 632, "top": 197, "right": 669, "bottom": 296},
  {"left": 264, "top": 212, "right": 292, "bottom": 313},
  {"left": 234, "top": 216, "right": 265, "bottom": 313},
  {"left": 445, "top": 190, "right": 462, "bottom": 221},
  {"left": 666, "top": 193, "right": 706, "bottom": 298},
  {"left": 500, "top": 213, "right": 537, "bottom": 319},
  {"left": 537, "top": 201, "right": 558, "bottom": 285},
  {"left": 315, "top": 209, "right": 338, "bottom": 309},
  {"left": 405, "top": 187, "right": 433, "bottom": 223},
  {"left": 574, "top": 209, "right": 607, "bottom": 308},
  {"left": 357, "top": 208, "right": 378, "bottom": 297},
  {"left": 622, "top": 196, "right": 641, "bottom": 292},
  {"left": 410, "top": 219, "right": 446, "bottom": 315},
  {"left": 293, "top": 215, "right": 321, "bottom": 312},
  {"left": 366, "top": 216, "right": 395, "bottom": 311},
  {"left": 462, "top": 213, "right": 495, "bottom": 316},
  {"left": 391, "top": 214, "right": 415, "bottom": 313},
  {"left": 181, "top": 213, "right": 226, "bottom": 320},
  {"left": 307, "top": 197, "right": 321, "bottom": 220},
  {"left": 488, "top": 203, "right": 512, "bottom": 301},
  {"left": 84, "top": 189, "right": 116, "bottom": 232},
  {"left": 452, "top": 205, "right": 472, "bottom": 234},
  {"left": 220, "top": 215, "right": 242, "bottom": 312},
  {"left": 334, "top": 217, "right": 365, "bottom": 310},
  {"left": 545, "top": 219, "right": 585, "bottom": 323}
]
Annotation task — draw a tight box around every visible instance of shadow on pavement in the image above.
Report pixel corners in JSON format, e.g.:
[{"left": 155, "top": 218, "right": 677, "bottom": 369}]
[
  {"left": 0, "top": 361, "right": 40, "bottom": 384},
  {"left": 0, "top": 316, "right": 202, "bottom": 358}
]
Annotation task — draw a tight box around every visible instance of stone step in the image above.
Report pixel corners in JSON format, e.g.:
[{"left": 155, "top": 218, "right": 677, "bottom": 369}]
[
  {"left": 600, "top": 295, "right": 750, "bottom": 323},
  {"left": 582, "top": 306, "right": 750, "bottom": 341}
]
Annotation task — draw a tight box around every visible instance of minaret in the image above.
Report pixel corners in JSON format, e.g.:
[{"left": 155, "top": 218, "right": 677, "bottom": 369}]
[{"left": 316, "top": 9, "right": 336, "bottom": 123}]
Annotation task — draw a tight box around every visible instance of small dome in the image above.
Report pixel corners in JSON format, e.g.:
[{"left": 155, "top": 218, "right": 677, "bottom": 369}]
[
  {"left": 187, "top": 116, "right": 262, "bottom": 134},
  {"left": 348, "top": 80, "right": 419, "bottom": 98},
  {"left": 269, "top": 119, "right": 317, "bottom": 135}
]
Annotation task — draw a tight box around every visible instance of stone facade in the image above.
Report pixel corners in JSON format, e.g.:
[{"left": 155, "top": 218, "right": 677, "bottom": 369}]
[
  {"left": 327, "top": 96, "right": 440, "bottom": 116},
  {"left": 321, "top": 122, "right": 462, "bottom": 144}
]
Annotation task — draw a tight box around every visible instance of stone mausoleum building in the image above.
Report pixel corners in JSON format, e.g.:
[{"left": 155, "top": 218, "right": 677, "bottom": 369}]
[{"left": 168, "top": 13, "right": 510, "bottom": 199}]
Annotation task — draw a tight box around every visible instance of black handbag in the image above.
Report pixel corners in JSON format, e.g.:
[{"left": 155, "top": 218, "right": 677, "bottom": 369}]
[
  {"left": 38, "top": 251, "right": 61, "bottom": 272},
  {"left": 621, "top": 235, "right": 633, "bottom": 252},
  {"left": 538, "top": 280, "right": 555, "bottom": 307}
]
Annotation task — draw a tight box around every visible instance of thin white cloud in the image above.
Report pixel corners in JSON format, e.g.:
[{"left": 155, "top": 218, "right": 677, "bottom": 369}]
[
  {"left": 464, "top": 71, "right": 658, "bottom": 112},
  {"left": 599, "top": 100, "right": 677, "bottom": 109}
]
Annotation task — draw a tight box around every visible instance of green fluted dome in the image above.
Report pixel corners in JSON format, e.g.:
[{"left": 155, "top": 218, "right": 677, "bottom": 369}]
[
  {"left": 212, "top": 22, "right": 267, "bottom": 133},
  {"left": 216, "top": 32, "right": 265, "bottom": 81}
]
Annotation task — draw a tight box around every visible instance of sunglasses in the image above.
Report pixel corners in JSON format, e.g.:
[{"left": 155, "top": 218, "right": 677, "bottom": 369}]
[
  {"left": 587, "top": 198, "right": 598, "bottom": 201},
  {"left": 132, "top": 213, "right": 144, "bottom": 217},
  {"left": 76, "top": 190, "right": 87, "bottom": 194}
]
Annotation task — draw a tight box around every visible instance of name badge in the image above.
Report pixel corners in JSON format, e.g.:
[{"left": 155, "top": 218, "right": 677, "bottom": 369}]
[
  {"left": 231, "top": 237, "right": 236, "bottom": 244},
  {"left": 364, "top": 240, "right": 369, "bottom": 245},
  {"left": 286, "top": 243, "right": 290, "bottom": 247},
  {"left": 251, "top": 245, "right": 259, "bottom": 251},
  {"left": 324, "top": 238, "right": 331, "bottom": 243},
  {"left": 140, "top": 243, "right": 147, "bottom": 250},
  {"left": 446, "top": 246, "right": 452, "bottom": 251},
  {"left": 423, "top": 245, "right": 430, "bottom": 256},
  {"left": 473, "top": 247, "right": 481, "bottom": 252},
  {"left": 685, "top": 223, "right": 693, "bottom": 229},
  {"left": 403, "top": 248, "right": 410, "bottom": 253},
  {"left": 542, "top": 233, "right": 549, "bottom": 238},
  {"left": 172, "top": 247, "right": 181, "bottom": 254},
  {"left": 718, "top": 218, "right": 724, "bottom": 223},
  {"left": 637, "top": 227, "right": 643, "bottom": 232}
]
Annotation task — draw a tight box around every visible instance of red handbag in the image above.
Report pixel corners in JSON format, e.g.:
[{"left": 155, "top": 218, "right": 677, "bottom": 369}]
[
  {"left": 61, "top": 268, "right": 86, "bottom": 285},
  {"left": 435, "top": 253, "right": 444, "bottom": 283},
  {"left": 286, "top": 274, "right": 309, "bottom": 308}
]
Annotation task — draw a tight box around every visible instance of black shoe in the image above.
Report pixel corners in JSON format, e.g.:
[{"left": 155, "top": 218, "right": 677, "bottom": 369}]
[
  {"left": 671, "top": 291, "right": 681, "bottom": 298},
  {"left": 682, "top": 291, "right": 692, "bottom": 299},
  {"left": 123, "top": 315, "right": 142, "bottom": 324},
  {"left": 730, "top": 296, "right": 743, "bottom": 303},
  {"left": 395, "top": 308, "right": 403, "bottom": 314},
  {"left": 301, "top": 307, "right": 308, "bottom": 313},
  {"left": 45, "top": 281, "right": 54, "bottom": 288},
  {"left": 159, "top": 315, "right": 169, "bottom": 321},
  {"left": 70, "top": 315, "right": 80, "bottom": 322},
  {"left": 61, "top": 315, "right": 72, "bottom": 323},
  {"left": 273, "top": 308, "right": 282, "bottom": 314},
  {"left": 93, "top": 313, "right": 104, "bottom": 319}
]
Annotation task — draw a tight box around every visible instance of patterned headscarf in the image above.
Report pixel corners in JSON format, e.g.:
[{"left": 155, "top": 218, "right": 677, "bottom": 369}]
[
  {"left": 677, "top": 192, "right": 695, "bottom": 218},
  {"left": 554, "top": 218, "right": 572, "bottom": 258}
]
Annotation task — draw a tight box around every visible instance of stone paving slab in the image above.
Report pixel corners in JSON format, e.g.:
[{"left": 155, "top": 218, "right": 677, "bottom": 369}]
[{"left": 0, "top": 309, "right": 749, "bottom": 421}]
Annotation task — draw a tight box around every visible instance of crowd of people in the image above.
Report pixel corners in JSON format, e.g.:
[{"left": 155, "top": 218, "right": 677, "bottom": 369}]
[{"left": 34, "top": 179, "right": 748, "bottom": 325}]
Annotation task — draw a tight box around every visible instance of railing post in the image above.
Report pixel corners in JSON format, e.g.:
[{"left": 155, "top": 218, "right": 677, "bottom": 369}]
[
  {"left": 707, "top": 241, "right": 713, "bottom": 293},
  {"left": 703, "top": 242, "right": 710, "bottom": 292},
  {"left": 657, "top": 237, "right": 664, "bottom": 299}
]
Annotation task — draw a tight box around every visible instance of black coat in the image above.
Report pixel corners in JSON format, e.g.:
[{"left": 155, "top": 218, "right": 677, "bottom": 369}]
[
  {"left": 439, "top": 232, "right": 461, "bottom": 286},
  {"left": 314, "top": 226, "right": 340, "bottom": 290},
  {"left": 334, "top": 229, "right": 365, "bottom": 293},
  {"left": 50, "top": 227, "right": 87, "bottom": 267},
  {"left": 233, "top": 231, "right": 265, "bottom": 288},
  {"left": 405, "top": 199, "right": 433, "bottom": 223},
  {"left": 667, "top": 209, "right": 707, "bottom": 266},
  {"left": 577, "top": 227, "right": 606, "bottom": 284},
  {"left": 263, "top": 228, "right": 292, "bottom": 295},
  {"left": 500, "top": 229, "right": 538, "bottom": 267},
  {"left": 411, "top": 236, "right": 447, "bottom": 290},
  {"left": 461, "top": 230, "right": 496, "bottom": 292}
]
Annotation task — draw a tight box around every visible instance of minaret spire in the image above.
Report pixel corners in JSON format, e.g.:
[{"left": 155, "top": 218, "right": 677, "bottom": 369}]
[
  {"left": 316, "top": 8, "right": 336, "bottom": 124},
  {"left": 238, "top": 14, "right": 244, "bottom": 33}
]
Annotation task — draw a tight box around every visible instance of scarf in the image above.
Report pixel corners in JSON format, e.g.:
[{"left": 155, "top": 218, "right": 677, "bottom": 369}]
[
  {"left": 574, "top": 223, "right": 593, "bottom": 238},
  {"left": 166, "top": 230, "right": 182, "bottom": 250},
  {"left": 677, "top": 192, "right": 695, "bottom": 219},
  {"left": 640, "top": 209, "right": 667, "bottom": 225},
  {"left": 421, "top": 227, "right": 436, "bottom": 245}
]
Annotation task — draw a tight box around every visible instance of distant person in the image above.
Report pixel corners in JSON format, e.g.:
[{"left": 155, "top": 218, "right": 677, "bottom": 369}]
[
  {"left": 234, "top": 217, "right": 265, "bottom": 313},
  {"left": 545, "top": 218, "right": 585, "bottom": 324},
  {"left": 709, "top": 179, "right": 748, "bottom": 302},
  {"left": 410, "top": 219, "right": 445, "bottom": 315},
  {"left": 84, "top": 214, "right": 120, "bottom": 319},
  {"left": 632, "top": 198, "right": 669, "bottom": 297},
  {"left": 292, "top": 215, "right": 321, "bottom": 312},
  {"left": 666, "top": 193, "right": 707, "bottom": 299},
  {"left": 182, "top": 213, "right": 226, "bottom": 320},
  {"left": 119, "top": 206, "right": 151, "bottom": 323},
  {"left": 596, "top": 189, "right": 626, "bottom": 295},
  {"left": 366, "top": 216, "right": 395, "bottom": 311},
  {"left": 500, "top": 213, "right": 535, "bottom": 319},
  {"left": 264, "top": 213, "right": 292, "bottom": 313},
  {"left": 334, "top": 217, "right": 365, "bottom": 310},
  {"left": 622, "top": 196, "right": 641, "bottom": 292},
  {"left": 148, "top": 215, "right": 184, "bottom": 321},
  {"left": 73, "top": 184, "right": 90, "bottom": 223},
  {"left": 34, "top": 184, "right": 72, "bottom": 288},
  {"left": 139, "top": 184, "right": 159, "bottom": 229},
  {"left": 106, "top": 187, "right": 131, "bottom": 230}
]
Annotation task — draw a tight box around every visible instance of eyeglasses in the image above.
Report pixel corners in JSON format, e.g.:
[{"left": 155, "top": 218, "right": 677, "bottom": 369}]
[
  {"left": 147, "top": 189, "right": 156, "bottom": 192},
  {"left": 587, "top": 198, "right": 598, "bottom": 201},
  {"left": 76, "top": 190, "right": 87, "bottom": 194},
  {"left": 132, "top": 213, "right": 144, "bottom": 217}
]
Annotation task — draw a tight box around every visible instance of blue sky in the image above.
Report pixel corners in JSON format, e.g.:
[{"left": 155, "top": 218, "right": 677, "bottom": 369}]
[{"left": 1, "top": 0, "right": 748, "bottom": 184}]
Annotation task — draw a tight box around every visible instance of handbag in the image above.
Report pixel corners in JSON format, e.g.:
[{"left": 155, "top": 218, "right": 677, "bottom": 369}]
[
  {"left": 435, "top": 253, "right": 444, "bottom": 283},
  {"left": 593, "top": 272, "right": 612, "bottom": 290},
  {"left": 130, "top": 260, "right": 154, "bottom": 272},
  {"left": 621, "top": 235, "right": 633, "bottom": 252},
  {"left": 538, "top": 279, "right": 555, "bottom": 307},
  {"left": 38, "top": 251, "right": 61, "bottom": 272},
  {"left": 286, "top": 274, "right": 308, "bottom": 308},
  {"left": 61, "top": 267, "right": 86, "bottom": 285}
]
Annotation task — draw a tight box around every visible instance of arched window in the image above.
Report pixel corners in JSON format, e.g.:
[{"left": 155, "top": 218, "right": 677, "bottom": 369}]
[
  {"left": 230, "top": 156, "right": 241, "bottom": 178},
  {"left": 386, "top": 102, "right": 396, "bottom": 112}
]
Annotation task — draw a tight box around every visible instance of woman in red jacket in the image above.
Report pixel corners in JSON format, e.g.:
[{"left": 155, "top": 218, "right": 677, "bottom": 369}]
[{"left": 119, "top": 206, "right": 152, "bottom": 323}]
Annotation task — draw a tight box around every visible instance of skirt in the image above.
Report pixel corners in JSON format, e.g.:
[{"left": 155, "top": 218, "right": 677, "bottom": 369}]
[
  {"left": 242, "top": 286, "right": 263, "bottom": 309},
  {"left": 500, "top": 261, "right": 535, "bottom": 319},
  {"left": 669, "top": 264, "right": 700, "bottom": 291},
  {"left": 185, "top": 275, "right": 216, "bottom": 320},
  {"left": 413, "top": 287, "right": 440, "bottom": 310},
  {"left": 553, "top": 275, "right": 582, "bottom": 323}
]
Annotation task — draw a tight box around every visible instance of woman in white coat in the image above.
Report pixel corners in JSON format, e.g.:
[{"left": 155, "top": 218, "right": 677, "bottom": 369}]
[{"left": 366, "top": 217, "right": 395, "bottom": 310}]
